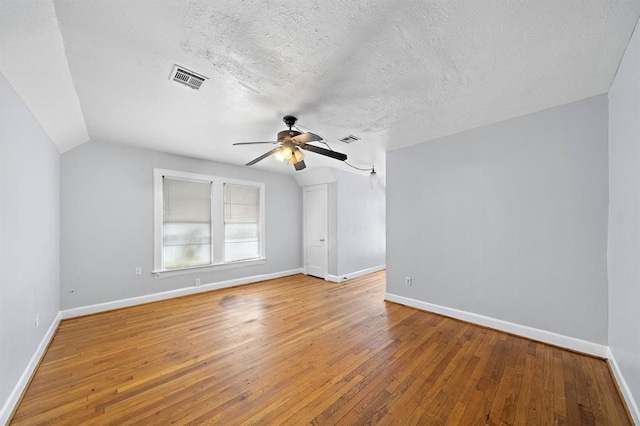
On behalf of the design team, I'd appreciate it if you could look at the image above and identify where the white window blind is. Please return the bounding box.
[163,177,212,269]
[224,184,260,262]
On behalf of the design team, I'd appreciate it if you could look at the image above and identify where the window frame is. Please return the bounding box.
[153,168,265,278]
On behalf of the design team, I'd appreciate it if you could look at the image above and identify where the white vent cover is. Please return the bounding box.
[338,134,361,143]
[170,65,207,89]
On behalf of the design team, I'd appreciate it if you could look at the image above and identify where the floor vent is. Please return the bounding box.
[338,134,361,143]
[170,65,207,89]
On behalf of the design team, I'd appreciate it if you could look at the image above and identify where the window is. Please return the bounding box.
[224,184,260,262]
[163,177,212,269]
[153,169,265,276]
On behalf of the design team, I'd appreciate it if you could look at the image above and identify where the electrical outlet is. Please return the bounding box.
[405,277,413,286]
[135,267,142,275]
[35,313,39,328]
[195,278,201,286]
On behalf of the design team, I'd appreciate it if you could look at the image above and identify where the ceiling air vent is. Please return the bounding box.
[170,65,207,90]
[338,134,361,144]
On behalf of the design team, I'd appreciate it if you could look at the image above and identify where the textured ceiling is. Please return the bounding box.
[1,0,639,177]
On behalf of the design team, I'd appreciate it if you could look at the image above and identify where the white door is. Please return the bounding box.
[303,184,328,279]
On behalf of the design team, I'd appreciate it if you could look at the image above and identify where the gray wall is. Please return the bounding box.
[61,141,301,309]
[387,95,609,344]
[333,169,386,276]
[608,17,640,413]
[0,73,60,412]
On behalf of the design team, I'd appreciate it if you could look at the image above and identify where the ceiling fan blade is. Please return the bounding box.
[233,141,278,145]
[300,144,347,161]
[293,160,306,171]
[291,132,323,144]
[246,147,281,166]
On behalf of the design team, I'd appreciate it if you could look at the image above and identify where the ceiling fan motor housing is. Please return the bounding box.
[277,130,301,141]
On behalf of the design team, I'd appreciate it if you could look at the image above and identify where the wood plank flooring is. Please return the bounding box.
[11,272,631,425]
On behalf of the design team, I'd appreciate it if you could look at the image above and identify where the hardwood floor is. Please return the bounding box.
[11,272,630,425]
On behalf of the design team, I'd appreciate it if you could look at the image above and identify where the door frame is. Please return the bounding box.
[303,184,328,279]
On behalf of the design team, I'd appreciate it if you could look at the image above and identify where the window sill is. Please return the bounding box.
[152,258,266,278]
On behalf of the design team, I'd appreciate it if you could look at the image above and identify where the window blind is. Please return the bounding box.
[163,177,212,269]
[224,184,260,262]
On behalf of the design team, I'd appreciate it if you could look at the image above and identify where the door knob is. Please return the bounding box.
[320,238,325,242]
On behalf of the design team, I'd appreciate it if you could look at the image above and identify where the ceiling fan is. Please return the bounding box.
[233,115,347,171]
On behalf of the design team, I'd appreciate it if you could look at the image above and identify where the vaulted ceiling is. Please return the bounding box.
[1,1,639,177]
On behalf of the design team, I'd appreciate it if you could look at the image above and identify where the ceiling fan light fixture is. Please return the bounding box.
[287,148,304,165]
[281,144,293,160]
[369,167,378,189]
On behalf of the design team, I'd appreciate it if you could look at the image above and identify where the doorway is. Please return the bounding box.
[303,184,328,279]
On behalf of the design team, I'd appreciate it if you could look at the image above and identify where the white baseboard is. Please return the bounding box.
[384,293,609,358]
[327,265,386,283]
[0,311,61,425]
[607,348,640,424]
[61,268,303,319]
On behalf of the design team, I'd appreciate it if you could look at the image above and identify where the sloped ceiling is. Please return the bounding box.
[1,0,639,177]
[0,0,88,152]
